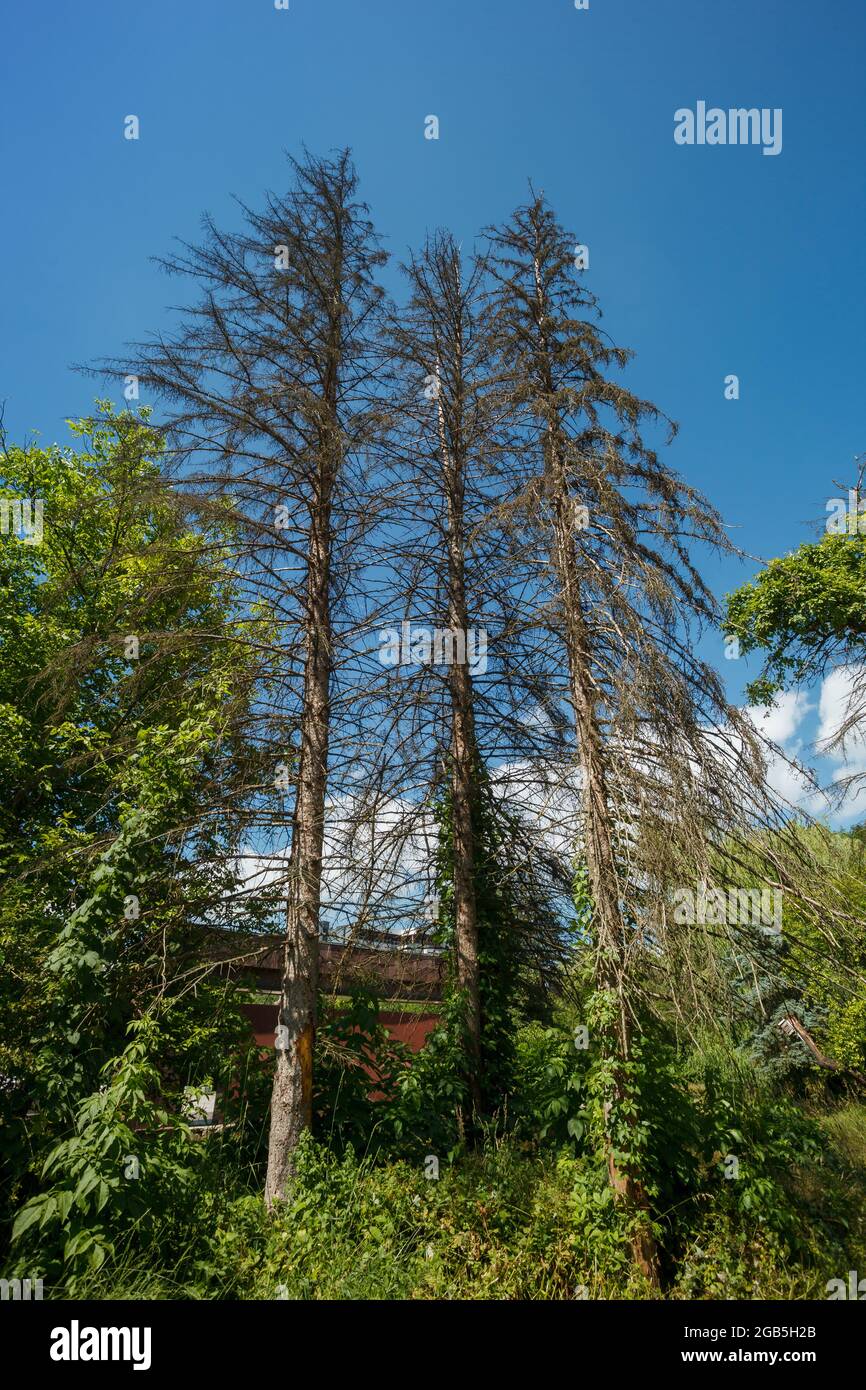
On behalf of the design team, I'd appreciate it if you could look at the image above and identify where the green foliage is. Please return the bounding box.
[431,767,563,1119]
[384,998,471,1161]
[27,1088,866,1301]
[725,530,866,702]
[786,828,866,1075]
[512,1021,588,1147]
[313,990,410,1154]
[0,408,266,1266]
[10,1017,201,1288]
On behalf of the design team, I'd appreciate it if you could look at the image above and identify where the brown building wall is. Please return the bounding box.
[243,1001,439,1053]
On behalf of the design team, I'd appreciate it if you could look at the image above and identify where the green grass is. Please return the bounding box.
[40,1110,866,1301]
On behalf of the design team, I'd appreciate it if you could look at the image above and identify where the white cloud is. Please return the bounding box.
[746,690,812,747]
[811,665,866,822]
[817,665,866,759]
[762,746,822,810]
[739,667,866,824]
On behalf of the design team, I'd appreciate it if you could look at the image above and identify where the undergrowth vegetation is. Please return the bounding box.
[7,1000,865,1301]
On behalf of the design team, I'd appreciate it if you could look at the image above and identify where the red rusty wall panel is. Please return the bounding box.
[243,1001,439,1053]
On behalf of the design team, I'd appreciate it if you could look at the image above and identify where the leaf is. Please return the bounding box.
[38,1196,59,1229]
[56,1190,74,1222]
[64,1230,92,1261]
[73,1168,100,1208]
[12,1198,47,1242]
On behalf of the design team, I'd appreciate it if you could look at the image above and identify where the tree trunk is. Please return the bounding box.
[449,661,481,1114]
[436,373,482,1117]
[532,248,658,1281]
[781,1014,866,1088]
[265,480,333,1207]
[551,484,660,1285]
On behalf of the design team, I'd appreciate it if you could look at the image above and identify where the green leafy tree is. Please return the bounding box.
[0,407,264,1251]
[726,527,866,704]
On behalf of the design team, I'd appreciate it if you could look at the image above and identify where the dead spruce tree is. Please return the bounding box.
[381,230,581,1124]
[96,150,390,1205]
[483,191,778,1283]
[385,233,499,1116]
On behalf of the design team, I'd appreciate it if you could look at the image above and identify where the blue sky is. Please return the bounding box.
[2,0,865,816]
